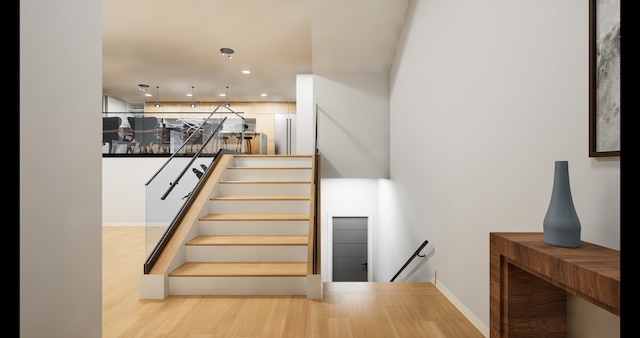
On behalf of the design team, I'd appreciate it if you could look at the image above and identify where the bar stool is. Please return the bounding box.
[242,135,253,154]
[220,135,229,151]
[233,133,253,153]
[237,124,253,154]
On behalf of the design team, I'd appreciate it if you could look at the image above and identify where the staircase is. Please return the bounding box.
[156,154,320,297]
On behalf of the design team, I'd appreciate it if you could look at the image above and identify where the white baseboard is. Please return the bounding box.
[431,277,489,337]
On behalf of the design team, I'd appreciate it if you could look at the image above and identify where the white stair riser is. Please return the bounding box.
[224,169,311,181]
[185,246,308,262]
[169,276,307,295]
[215,183,311,196]
[209,200,310,214]
[232,157,312,168]
[199,220,309,235]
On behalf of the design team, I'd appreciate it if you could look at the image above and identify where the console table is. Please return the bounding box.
[489,232,619,337]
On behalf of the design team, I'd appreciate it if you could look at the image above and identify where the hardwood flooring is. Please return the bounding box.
[103,226,485,337]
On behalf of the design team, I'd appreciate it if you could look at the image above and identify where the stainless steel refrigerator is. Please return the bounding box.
[274,113,296,154]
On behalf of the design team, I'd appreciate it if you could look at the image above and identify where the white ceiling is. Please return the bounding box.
[102,0,409,108]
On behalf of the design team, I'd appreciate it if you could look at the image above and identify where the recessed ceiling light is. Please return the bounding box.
[144,93,152,97]
[219,93,226,97]
[242,70,251,74]
[260,93,267,97]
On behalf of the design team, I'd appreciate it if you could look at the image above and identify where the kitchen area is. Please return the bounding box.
[103,101,296,156]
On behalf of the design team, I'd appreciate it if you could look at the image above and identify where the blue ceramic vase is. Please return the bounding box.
[543,161,581,248]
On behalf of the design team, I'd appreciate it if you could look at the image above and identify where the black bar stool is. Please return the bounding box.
[243,134,253,154]
[234,124,254,153]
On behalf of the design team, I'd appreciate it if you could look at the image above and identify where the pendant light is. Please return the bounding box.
[154,86,161,108]
[224,86,230,108]
[190,86,196,108]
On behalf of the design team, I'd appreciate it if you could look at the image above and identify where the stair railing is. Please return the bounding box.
[145,103,235,187]
[390,240,429,282]
[142,103,244,274]
[158,119,224,200]
[142,149,234,274]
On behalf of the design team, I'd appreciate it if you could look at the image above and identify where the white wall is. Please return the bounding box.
[106,95,128,112]
[20,0,103,337]
[313,74,390,178]
[388,0,620,336]
[296,74,315,154]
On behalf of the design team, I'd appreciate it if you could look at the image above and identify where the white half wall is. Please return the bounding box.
[102,157,167,226]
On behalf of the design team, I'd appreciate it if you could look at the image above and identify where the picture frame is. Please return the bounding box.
[588,0,620,157]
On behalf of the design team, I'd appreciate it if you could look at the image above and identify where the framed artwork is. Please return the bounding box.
[589,0,620,157]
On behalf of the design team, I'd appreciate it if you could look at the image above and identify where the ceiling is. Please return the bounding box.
[102,0,409,109]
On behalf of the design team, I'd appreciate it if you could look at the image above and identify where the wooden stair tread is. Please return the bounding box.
[219,180,311,184]
[187,235,308,246]
[169,262,308,277]
[232,155,312,158]
[227,167,312,170]
[210,195,310,201]
[200,213,310,221]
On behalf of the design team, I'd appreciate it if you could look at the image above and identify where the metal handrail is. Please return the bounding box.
[145,103,244,186]
[156,102,248,199]
[312,103,319,274]
[146,107,218,186]
[390,240,429,282]
[159,121,225,200]
[143,149,230,274]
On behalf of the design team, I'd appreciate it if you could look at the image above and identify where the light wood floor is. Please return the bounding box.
[103,226,485,337]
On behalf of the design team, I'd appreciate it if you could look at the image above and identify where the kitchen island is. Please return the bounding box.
[219,131,267,154]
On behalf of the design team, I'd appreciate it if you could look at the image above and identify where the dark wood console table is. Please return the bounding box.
[490,232,619,337]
